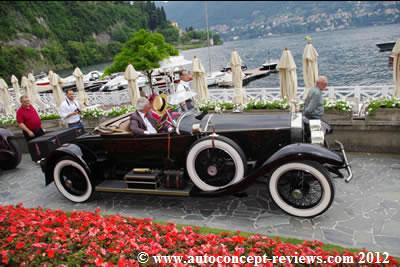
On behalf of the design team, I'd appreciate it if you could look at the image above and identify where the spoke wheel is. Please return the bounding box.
[187,136,246,191]
[53,157,93,203]
[268,161,334,218]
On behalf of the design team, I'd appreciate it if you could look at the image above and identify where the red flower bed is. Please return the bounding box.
[0,204,397,266]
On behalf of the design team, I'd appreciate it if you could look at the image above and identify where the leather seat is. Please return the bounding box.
[118,119,131,132]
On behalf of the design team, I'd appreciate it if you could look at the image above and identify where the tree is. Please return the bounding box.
[104,29,178,90]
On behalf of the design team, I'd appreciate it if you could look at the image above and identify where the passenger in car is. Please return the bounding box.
[130,97,159,135]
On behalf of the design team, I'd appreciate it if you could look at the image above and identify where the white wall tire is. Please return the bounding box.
[186,136,246,192]
[53,158,93,203]
[268,161,334,218]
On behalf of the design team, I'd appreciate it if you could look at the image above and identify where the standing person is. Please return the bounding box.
[303,76,328,120]
[303,76,331,140]
[16,95,45,141]
[59,89,84,132]
[176,70,194,110]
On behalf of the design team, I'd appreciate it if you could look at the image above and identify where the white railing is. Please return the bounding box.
[208,85,395,102]
[0,85,395,115]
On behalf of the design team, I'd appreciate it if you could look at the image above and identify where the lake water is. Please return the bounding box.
[181,24,400,87]
[65,24,399,88]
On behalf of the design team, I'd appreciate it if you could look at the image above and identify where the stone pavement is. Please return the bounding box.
[1,153,399,256]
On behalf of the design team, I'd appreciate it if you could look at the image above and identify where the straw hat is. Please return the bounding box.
[152,94,169,115]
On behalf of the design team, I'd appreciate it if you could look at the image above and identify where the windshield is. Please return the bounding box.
[176,110,203,135]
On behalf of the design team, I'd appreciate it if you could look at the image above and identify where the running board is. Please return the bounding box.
[96,180,191,196]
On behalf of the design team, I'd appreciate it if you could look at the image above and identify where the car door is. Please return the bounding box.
[101,132,169,168]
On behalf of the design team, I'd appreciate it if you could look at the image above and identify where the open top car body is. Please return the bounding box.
[41,110,352,218]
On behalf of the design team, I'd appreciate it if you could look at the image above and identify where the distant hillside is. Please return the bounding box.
[156,1,400,41]
[0,1,173,78]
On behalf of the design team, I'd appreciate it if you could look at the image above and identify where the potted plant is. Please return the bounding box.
[366,97,400,122]
[322,99,353,122]
[0,115,18,131]
[40,113,62,129]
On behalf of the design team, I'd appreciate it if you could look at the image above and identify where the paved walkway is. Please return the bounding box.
[1,153,399,256]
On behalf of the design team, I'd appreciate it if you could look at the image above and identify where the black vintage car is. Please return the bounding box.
[40,110,352,218]
[0,128,22,170]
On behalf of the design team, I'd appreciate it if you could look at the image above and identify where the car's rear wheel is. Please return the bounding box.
[53,156,93,203]
[268,160,334,218]
[186,136,246,191]
[0,139,22,170]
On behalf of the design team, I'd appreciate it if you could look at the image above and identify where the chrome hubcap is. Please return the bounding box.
[291,189,303,200]
[64,179,73,189]
[207,165,218,176]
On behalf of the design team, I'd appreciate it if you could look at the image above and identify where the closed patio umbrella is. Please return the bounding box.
[50,72,64,108]
[20,76,29,96]
[303,41,319,98]
[28,73,47,110]
[124,64,140,105]
[11,75,22,103]
[0,78,13,115]
[393,39,400,97]
[277,48,298,102]
[192,56,208,102]
[230,50,246,105]
[73,67,89,108]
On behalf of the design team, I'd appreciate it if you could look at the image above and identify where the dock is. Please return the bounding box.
[243,67,277,85]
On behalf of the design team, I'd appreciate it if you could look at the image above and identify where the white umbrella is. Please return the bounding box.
[50,72,64,108]
[124,64,140,105]
[303,42,319,98]
[230,50,246,105]
[28,73,47,110]
[11,75,22,106]
[0,78,13,115]
[277,48,298,101]
[192,56,208,102]
[73,67,89,108]
[393,39,400,97]
[20,76,29,96]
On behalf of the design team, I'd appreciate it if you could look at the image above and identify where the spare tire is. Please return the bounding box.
[186,135,247,191]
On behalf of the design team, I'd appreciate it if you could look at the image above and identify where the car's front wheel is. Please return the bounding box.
[268,160,334,218]
[53,157,94,203]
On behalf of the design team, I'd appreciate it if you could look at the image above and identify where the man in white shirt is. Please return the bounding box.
[176,71,194,111]
[59,89,84,131]
[130,97,158,135]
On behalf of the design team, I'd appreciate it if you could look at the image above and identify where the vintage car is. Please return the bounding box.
[40,109,352,218]
[0,128,22,170]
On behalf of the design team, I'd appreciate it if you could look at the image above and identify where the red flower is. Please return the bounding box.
[15,242,25,249]
[46,249,55,259]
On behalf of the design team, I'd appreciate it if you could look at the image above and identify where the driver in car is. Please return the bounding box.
[130,97,159,135]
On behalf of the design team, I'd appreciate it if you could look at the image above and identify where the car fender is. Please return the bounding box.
[260,143,344,171]
[42,143,91,186]
[0,128,14,138]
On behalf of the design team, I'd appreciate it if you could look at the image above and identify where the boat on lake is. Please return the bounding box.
[376,41,395,52]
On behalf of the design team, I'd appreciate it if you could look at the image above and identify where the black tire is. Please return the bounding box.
[53,156,94,203]
[186,135,247,191]
[0,139,22,170]
[268,160,335,218]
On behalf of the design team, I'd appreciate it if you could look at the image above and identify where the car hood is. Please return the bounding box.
[200,112,291,132]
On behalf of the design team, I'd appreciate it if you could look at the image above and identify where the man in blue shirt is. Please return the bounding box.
[304,76,328,119]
